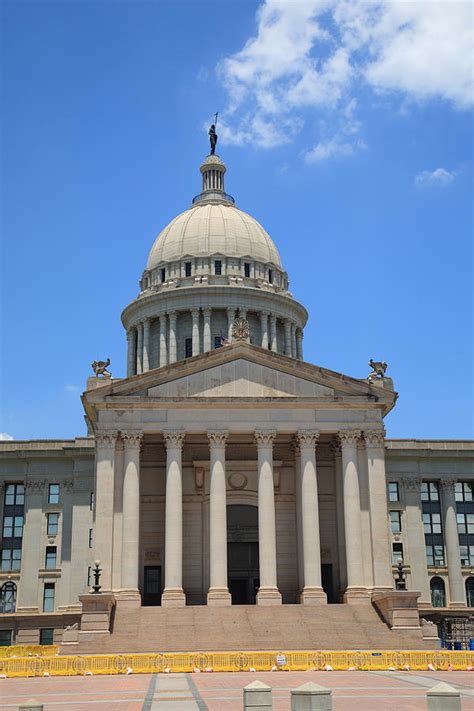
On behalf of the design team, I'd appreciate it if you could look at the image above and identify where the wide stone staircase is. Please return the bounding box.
[77,603,437,654]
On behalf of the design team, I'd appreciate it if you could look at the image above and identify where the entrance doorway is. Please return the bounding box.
[143,565,162,606]
[321,564,336,603]
[227,505,259,605]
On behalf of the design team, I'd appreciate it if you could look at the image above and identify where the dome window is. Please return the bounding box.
[214,260,222,275]
[268,269,274,284]
[244,262,250,278]
[185,262,192,277]
[161,268,166,283]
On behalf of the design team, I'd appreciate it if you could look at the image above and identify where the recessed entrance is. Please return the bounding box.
[143,565,162,606]
[227,504,259,605]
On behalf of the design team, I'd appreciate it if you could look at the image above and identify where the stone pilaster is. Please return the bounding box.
[121,432,143,595]
[203,308,212,352]
[270,315,278,352]
[207,431,231,606]
[402,477,430,605]
[259,311,269,349]
[17,479,46,612]
[162,431,186,607]
[291,322,297,358]
[136,323,143,374]
[296,328,303,360]
[142,318,150,372]
[191,309,201,356]
[168,311,177,364]
[159,314,167,367]
[441,479,466,607]
[332,441,347,593]
[93,432,118,591]
[284,319,292,357]
[255,430,282,605]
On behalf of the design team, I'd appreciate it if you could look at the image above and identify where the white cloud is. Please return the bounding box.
[0,432,14,441]
[415,168,457,187]
[64,384,79,393]
[216,0,473,155]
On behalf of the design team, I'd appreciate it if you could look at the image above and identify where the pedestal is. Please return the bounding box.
[300,587,327,605]
[207,587,232,606]
[162,588,186,607]
[372,590,421,629]
[78,593,116,637]
[256,587,282,606]
[343,587,371,604]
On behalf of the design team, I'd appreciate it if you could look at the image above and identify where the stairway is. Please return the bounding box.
[76,603,436,654]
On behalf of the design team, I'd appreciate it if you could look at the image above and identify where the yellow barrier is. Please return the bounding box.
[0,650,473,677]
[0,645,58,658]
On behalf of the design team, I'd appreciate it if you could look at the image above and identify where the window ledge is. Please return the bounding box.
[38,569,61,579]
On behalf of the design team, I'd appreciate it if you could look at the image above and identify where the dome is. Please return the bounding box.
[146,203,282,270]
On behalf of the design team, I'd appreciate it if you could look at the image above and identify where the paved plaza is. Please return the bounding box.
[0,671,473,710]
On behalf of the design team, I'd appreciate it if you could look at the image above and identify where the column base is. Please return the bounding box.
[162,587,186,607]
[300,586,327,605]
[113,589,142,609]
[256,587,282,606]
[343,587,371,604]
[207,587,231,607]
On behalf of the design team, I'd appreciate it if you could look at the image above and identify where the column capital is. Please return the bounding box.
[330,440,342,457]
[255,430,276,447]
[159,312,167,322]
[259,310,270,318]
[296,430,320,449]
[364,429,385,447]
[95,431,118,448]
[440,478,457,493]
[191,308,200,319]
[226,306,235,314]
[207,430,229,448]
[121,431,144,450]
[203,307,212,317]
[142,316,151,325]
[401,476,423,491]
[163,431,185,450]
[127,327,136,339]
[168,310,177,321]
[291,439,301,457]
[338,430,361,448]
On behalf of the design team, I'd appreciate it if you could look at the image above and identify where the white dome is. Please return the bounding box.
[146,203,282,270]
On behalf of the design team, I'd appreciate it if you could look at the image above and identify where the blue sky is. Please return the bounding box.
[1,0,472,441]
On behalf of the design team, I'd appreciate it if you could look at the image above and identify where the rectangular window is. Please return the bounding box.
[426,544,445,566]
[455,481,473,502]
[457,513,474,534]
[43,583,55,613]
[5,484,25,506]
[388,482,399,502]
[185,261,192,277]
[45,546,57,570]
[268,269,274,283]
[184,338,192,358]
[244,262,250,278]
[161,267,166,283]
[389,510,401,533]
[421,481,439,502]
[90,492,94,511]
[88,528,93,548]
[0,549,21,572]
[392,542,403,564]
[48,484,60,504]
[47,513,59,536]
[40,628,54,646]
[0,630,12,646]
[214,260,222,275]
[423,512,442,534]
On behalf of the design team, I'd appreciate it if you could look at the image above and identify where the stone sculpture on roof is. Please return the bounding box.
[209,124,217,155]
[367,358,388,382]
[91,358,112,378]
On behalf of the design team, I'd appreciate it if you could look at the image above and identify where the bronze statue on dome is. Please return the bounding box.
[209,124,218,155]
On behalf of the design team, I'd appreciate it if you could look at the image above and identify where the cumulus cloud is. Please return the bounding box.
[0,432,14,441]
[216,0,473,156]
[415,168,457,187]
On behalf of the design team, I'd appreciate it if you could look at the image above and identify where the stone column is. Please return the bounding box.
[441,480,466,607]
[365,430,393,591]
[259,311,269,349]
[292,441,304,592]
[191,309,201,356]
[136,322,143,374]
[291,322,297,358]
[93,432,117,591]
[270,315,278,352]
[168,311,177,364]
[159,314,168,367]
[162,431,186,606]
[402,478,431,605]
[284,319,292,356]
[127,327,137,377]
[296,431,326,604]
[227,308,236,342]
[296,328,304,360]
[207,431,231,606]
[142,318,150,372]
[120,432,143,596]
[339,430,368,601]
[255,430,282,604]
[333,442,347,593]
[203,308,212,352]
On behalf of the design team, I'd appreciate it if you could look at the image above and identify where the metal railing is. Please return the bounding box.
[192,191,235,205]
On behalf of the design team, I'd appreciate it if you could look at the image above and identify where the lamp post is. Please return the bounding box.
[91,560,102,594]
[395,558,406,590]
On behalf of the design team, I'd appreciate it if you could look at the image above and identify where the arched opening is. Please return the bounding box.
[0,582,17,613]
[466,577,474,607]
[227,504,259,605]
[430,576,446,608]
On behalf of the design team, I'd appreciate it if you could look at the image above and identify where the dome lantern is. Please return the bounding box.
[192,155,235,207]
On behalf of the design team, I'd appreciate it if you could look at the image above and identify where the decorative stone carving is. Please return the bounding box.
[440,479,457,493]
[364,430,386,447]
[291,439,301,457]
[330,441,341,456]
[296,430,320,449]
[254,430,277,447]
[25,479,47,490]
[401,477,422,491]
[61,479,74,490]
[337,430,361,448]
[228,472,248,490]
[163,431,185,449]
[207,431,229,448]
[194,466,205,492]
[231,317,250,342]
[91,358,112,378]
[95,431,118,447]
[121,432,144,449]
[367,358,387,382]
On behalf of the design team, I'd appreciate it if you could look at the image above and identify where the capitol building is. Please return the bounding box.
[0,147,473,651]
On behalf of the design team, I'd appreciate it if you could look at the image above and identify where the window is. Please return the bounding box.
[88,528,93,548]
[389,511,401,533]
[43,583,55,613]
[47,513,59,536]
[392,543,403,564]
[457,513,474,534]
[426,544,445,566]
[466,577,474,607]
[459,545,474,566]
[185,338,192,358]
[423,512,442,534]
[214,260,222,275]
[90,492,94,511]
[161,267,166,283]
[430,577,446,607]
[0,582,17,613]
[40,628,54,646]
[268,268,273,283]
[2,515,23,538]
[0,630,12,646]
[421,481,439,502]
[1,549,21,572]
[388,482,399,502]
[5,484,25,506]
[185,261,192,277]
[48,484,60,504]
[45,546,57,570]
[455,482,473,502]
[244,262,250,278]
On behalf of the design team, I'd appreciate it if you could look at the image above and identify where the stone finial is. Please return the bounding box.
[91,358,112,378]
[367,358,387,382]
[231,317,250,342]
